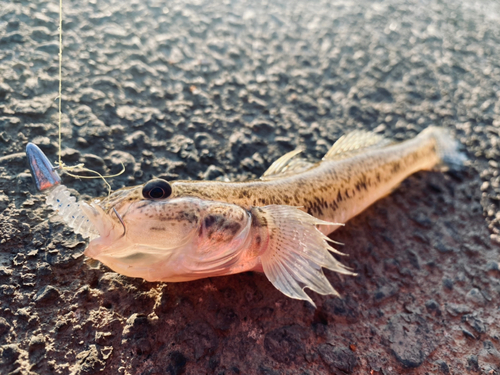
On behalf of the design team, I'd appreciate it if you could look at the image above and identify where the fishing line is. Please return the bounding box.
[55,0,125,195]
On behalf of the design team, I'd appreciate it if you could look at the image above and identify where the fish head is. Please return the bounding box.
[81,179,253,281]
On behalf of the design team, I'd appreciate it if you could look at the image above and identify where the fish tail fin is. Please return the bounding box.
[251,205,355,308]
[418,126,467,170]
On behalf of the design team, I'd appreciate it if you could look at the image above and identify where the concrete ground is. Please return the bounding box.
[1,0,500,373]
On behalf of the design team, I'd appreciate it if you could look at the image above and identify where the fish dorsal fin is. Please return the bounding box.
[323,130,391,160]
[261,149,315,180]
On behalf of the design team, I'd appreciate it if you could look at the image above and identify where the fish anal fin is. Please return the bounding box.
[251,205,354,307]
[324,130,392,160]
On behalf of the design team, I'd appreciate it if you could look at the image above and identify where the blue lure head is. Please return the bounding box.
[26,143,61,192]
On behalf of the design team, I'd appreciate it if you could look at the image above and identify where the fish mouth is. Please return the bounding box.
[92,186,141,213]
[80,202,124,257]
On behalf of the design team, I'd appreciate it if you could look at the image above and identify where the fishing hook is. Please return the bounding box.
[113,207,127,237]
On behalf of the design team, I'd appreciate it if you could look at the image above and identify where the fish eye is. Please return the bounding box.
[142,179,172,200]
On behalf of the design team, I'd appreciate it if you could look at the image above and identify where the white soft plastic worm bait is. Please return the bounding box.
[26,143,99,240]
[45,185,98,239]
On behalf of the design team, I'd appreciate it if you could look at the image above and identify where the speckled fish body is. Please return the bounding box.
[79,126,464,306]
[166,130,441,234]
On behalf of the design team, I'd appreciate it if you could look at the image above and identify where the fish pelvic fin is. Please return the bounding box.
[251,205,355,308]
[323,130,392,160]
[418,126,467,170]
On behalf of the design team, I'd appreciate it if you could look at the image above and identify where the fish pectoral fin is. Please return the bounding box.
[323,130,392,160]
[253,205,355,307]
[261,149,315,180]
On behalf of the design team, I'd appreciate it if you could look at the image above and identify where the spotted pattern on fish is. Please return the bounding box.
[93,128,447,235]
[138,135,440,227]
[79,126,464,305]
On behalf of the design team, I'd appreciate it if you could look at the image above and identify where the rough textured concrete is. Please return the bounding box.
[1,0,500,374]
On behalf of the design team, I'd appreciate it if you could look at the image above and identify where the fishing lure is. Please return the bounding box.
[26,143,99,239]
[27,127,465,306]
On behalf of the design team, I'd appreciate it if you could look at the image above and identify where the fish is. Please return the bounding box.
[27,126,465,306]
